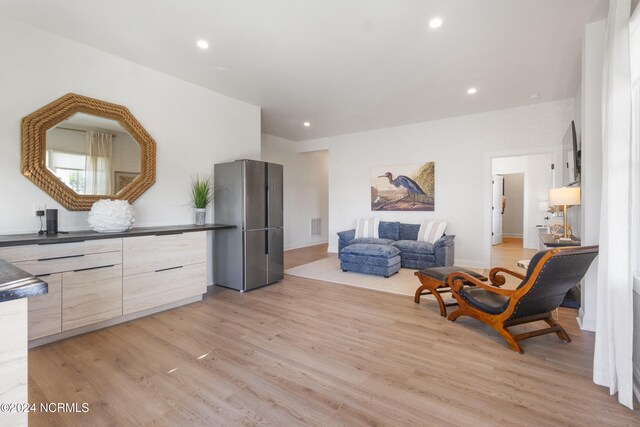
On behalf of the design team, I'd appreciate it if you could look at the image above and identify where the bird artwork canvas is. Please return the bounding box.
[371,163,435,211]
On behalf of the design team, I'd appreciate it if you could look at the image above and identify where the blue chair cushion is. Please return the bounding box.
[348,238,395,246]
[392,240,435,255]
[341,243,400,258]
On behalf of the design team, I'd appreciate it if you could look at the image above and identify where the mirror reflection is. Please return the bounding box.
[45,113,141,196]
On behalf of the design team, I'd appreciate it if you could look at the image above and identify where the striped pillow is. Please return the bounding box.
[355,218,380,239]
[418,220,447,243]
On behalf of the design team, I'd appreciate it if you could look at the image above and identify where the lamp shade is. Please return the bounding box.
[549,187,581,206]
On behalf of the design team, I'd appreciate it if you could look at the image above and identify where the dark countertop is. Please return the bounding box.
[0,224,236,247]
[540,233,581,247]
[0,259,48,303]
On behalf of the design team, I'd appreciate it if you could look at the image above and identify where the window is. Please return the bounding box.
[46,150,87,194]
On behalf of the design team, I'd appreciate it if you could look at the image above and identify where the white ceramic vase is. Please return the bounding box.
[88,199,135,232]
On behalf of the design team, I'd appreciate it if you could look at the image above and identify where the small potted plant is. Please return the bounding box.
[190,174,212,226]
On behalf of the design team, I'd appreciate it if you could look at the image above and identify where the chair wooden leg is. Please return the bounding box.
[414,285,426,303]
[495,325,524,353]
[447,308,463,322]
[543,316,571,343]
[431,291,447,317]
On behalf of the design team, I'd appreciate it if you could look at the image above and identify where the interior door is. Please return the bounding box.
[492,174,504,245]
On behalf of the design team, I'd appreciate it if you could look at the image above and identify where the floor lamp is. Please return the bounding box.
[548,187,581,240]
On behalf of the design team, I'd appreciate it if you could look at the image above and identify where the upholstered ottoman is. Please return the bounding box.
[340,243,401,277]
[414,266,487,317]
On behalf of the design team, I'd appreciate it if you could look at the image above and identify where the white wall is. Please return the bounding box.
[579,18,606,331]
[261,133,329,250]
[501,173,525,238]
[0,16,261,236]
[492,156,556,249]
[299,99,571,267]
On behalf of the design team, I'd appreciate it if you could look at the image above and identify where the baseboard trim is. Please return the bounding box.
[634,364,640,407]
[28,295,203,348]
[577,308,596,331]
[453,259,486,269]
[285,240,328,251]
[503,233,524,238]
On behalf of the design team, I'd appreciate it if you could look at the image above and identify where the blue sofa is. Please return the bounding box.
[337,221,455,269]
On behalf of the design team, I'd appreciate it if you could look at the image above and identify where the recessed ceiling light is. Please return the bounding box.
[530,93,540,99]
[467,87,477,95]
[196,40,209,49]
[429,17,443,29]
[303,122,311,127]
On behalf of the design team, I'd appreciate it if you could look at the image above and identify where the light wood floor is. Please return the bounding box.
[491,236,537,270]
[28,243,640,426]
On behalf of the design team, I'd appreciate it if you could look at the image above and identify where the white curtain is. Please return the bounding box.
[593,0,635,410]
[86,130,113,195]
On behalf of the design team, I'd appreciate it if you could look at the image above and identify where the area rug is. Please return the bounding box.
[285,255,488,297]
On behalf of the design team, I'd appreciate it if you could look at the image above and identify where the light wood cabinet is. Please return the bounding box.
[0,299,28,426]
[13,251,122,276]
[0,238,122,342]
[62,265,123,330]
[123,232,206,276]
[28,273,62,340]
[0,229,209,345]
[123,231,207,315]
[123,263,206,314]
[0,238,121,263]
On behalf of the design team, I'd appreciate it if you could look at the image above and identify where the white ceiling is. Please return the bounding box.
[0,0,601,141]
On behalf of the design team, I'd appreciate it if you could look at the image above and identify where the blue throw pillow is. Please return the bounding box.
[379,221,400,240]
[399,223,420,241]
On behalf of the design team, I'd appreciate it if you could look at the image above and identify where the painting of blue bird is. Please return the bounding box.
[371,163,435,211]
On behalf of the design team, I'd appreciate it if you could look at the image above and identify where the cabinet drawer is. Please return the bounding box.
[0,238,121,263]
[123,232,206,276]
[62,264,123,331]
[123,262,206,315]
[28,273,62,340]
[13,251,122,276]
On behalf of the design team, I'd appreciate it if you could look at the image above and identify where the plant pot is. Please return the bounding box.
[195,208,206,226]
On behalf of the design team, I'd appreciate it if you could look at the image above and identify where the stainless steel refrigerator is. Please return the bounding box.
[214,160,284,291]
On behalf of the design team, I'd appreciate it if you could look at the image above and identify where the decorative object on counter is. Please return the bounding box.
[45,209,58,235]
[87,199,135,232]
[548,186,580,240]
[190,174,213,226]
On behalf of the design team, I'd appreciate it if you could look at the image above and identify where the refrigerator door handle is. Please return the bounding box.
[265,230,269,255]
[265,168,270,229]
[265,184,270,229]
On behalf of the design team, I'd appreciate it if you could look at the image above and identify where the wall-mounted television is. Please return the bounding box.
[562,120,580,185]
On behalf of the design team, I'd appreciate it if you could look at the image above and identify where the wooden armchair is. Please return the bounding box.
[446,246,599,353]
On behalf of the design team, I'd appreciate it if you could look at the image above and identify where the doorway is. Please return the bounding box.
[492,173,526,245]
[491,174,504,245]
[490,153,554,269]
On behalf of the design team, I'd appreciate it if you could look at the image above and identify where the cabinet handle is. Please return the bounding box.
[38,240,85,245]
[36,273,51,278]
[73,264,115,273]
[38,254,85,261]
[155,266,183,273]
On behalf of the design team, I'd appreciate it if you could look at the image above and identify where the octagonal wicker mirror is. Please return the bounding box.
[21,93,156,211]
